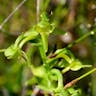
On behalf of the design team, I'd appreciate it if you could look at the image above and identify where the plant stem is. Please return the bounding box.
[14,34,24,47]
[38,45,47,64]
[21,51,31,67]
[67,31,95,48]
[19,34,38,48]
[76,68,96,81]
[51,69,63,88]
[64,68,96,89]
[62,66,70,74]
[21,51,36,76]
[57,53,72,64]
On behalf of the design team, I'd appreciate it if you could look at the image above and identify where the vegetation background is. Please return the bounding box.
[0,0,96,96]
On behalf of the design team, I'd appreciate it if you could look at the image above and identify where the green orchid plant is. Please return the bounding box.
[0,12,96,96]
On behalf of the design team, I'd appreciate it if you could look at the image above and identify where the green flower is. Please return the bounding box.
[4,45,21,59]
[70,59,92,71]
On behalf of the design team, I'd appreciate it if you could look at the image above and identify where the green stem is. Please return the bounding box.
[76,68,96,81]
[62,66,70,74]
[67,31,95,48]
[21,51,37,76]
[14,34,24,47]
[40,33,48,53]
[21,51,35,70]
[19,35,37,48]
[51,69,63,88]
[38,45,47,64]
[64,68,96,89]
[57,54,72,64]
[22,51,31,67]
[26,45,36,64]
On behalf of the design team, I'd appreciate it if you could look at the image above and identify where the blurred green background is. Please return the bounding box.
[0,0,96,96]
